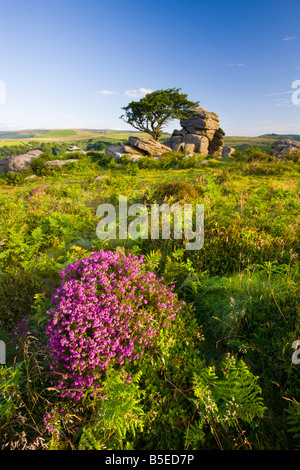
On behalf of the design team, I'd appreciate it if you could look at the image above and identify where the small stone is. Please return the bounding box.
[25,174,37,180]
[222,146,236,158]
[128,154,143,162]
[45,159,79,167]
[94,175,108,182]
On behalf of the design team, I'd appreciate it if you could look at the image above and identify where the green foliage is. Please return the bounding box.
[143,249,162,271]
[0,171,25,186]
[181,264,300,448]
[87,150,114,166]
[0,271,44,330]
[0,146,299,449]
[184,419,206,450]
[0,364,24,423]
[0,144,29,157]
[86,141,108,152]
[126,162,139,175]
[150,180,204,203]
[136,152,180,170]
[0,335,50,450]
[30,155,52,176]
[192,356,266,428]
[234,147,272,162]
[79,370,144,450]
[120,88,199,141]
[285,399,300,447]
[38,142,68,156]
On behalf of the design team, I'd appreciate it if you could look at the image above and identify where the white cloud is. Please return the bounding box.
[275,98,293,108]
[283,36,296,41]
[124,88,153,98]
[96,90,117,95]
[228,63,244,67]
[264,90,294,107]
[265,90,293,97]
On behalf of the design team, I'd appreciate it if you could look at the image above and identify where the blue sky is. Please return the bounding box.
[0,0,299,136]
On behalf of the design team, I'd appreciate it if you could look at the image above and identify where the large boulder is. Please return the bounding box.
[127,136,170,156]
[105,145,127,160]
[271,139,300,156]
[105,136,170,159]
[163,107,225,156]
[182,134,210,154]
[0,149,42,173]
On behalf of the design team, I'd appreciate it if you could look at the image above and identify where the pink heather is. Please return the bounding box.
[44,249,183,402]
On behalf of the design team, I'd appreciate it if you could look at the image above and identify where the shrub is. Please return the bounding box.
[0,171,25,186]
[149,181,205,204]
[86,141,107,152]
[30,155,52,176]
[0,144,29,158]
[126,162,139,175]
[234,147,272,162]
[0,271,43,330]
[45,248,183,401]
[87,151,114,167]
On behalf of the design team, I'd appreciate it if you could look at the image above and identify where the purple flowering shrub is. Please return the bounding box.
[46,248,184,401]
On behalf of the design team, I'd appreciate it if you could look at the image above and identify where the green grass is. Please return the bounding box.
[0,141,28,147]
[39,129,77,138]
[0,148,299,450]
[0,130,48,140]
[0,129,293,151]
[224,136,274,152]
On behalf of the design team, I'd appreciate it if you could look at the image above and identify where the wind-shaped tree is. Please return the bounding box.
[120,88,199,141]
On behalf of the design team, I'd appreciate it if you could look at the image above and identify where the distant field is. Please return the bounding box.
[96,130,157,140]
[224,134,300,152]
[0,129,299,152]
[0,129,171,147]
[0,141,29,147]
[40,129,77,138]
[0,130,48,140]
[224,136,275,152]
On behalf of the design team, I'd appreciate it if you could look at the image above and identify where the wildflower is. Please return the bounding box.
[46,248,183,401]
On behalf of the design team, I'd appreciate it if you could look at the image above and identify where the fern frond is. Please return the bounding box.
[192,356,266,428]
[144,250,161,272]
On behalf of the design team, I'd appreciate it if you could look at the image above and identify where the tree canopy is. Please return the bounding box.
[120,88,200,141]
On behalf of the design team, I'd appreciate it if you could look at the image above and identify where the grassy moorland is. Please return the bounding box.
[0,142,299,450]
[0,129,165,147]
[1,128,299,150]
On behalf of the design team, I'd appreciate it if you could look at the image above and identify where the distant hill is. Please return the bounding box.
[258,133,300,141]
[40,130,77,138]
[80,129,140,134]
[0,129,172,149]
[0,129,49,140]
[1,128,299,153]
[0,128,145,143]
